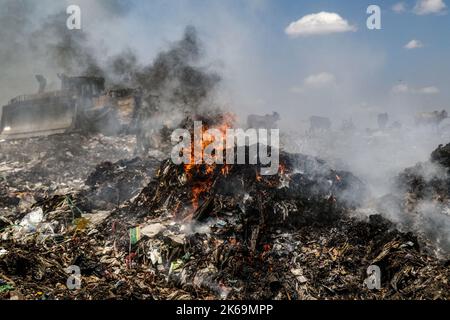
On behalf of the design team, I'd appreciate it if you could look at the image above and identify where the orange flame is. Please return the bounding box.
[183,113,236,211]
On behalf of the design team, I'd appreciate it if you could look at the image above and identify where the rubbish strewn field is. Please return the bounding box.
[1,133,449,300]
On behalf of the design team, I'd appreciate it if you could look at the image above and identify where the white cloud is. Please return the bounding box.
[291,72,336,93]
[392,83,440,94]
[418,86,440,94]
[392,83,410,94]
[304,72,336,87]
[392,2,407,13]
[413,0,447,15]
[285,12,356,37]
[404,39,424,49]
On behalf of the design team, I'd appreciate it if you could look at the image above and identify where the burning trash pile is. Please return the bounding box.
[98,133,449,299]
[1,119,449,300]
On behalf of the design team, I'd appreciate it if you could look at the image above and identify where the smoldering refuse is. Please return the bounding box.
[171,121,280,175]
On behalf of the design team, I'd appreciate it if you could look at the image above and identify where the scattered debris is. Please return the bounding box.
[1,132,449,300]
[390,142,450,257]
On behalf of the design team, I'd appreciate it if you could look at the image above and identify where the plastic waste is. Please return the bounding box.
[19,208,44,234]
[0,248,8,257]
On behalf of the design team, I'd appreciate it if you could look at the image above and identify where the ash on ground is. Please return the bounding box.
[0,133,449,300]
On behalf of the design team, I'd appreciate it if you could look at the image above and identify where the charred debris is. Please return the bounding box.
[1,127,449,300]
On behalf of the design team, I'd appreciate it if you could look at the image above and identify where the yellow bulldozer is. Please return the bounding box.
[0,74,141,140]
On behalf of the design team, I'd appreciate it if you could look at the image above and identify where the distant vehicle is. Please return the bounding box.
[415,110,448,127]
[0,74,141,140]
[247,112,280,129]
[341,118,356,132]
[309,116,331,133]
[389,121,402,130]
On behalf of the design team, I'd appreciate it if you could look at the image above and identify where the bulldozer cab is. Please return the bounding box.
[59,75,105,98]
[0,75,106,140]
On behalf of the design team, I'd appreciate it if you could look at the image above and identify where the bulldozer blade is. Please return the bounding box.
[0,95,77,140]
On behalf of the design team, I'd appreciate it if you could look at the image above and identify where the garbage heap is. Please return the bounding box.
[102,150,448,299]
[397,142,450,207]
[388,142,450,257]
[0,133,137,216]
[1,137,449,300]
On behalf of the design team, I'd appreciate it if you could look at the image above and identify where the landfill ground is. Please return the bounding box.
[0,133,449,300]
